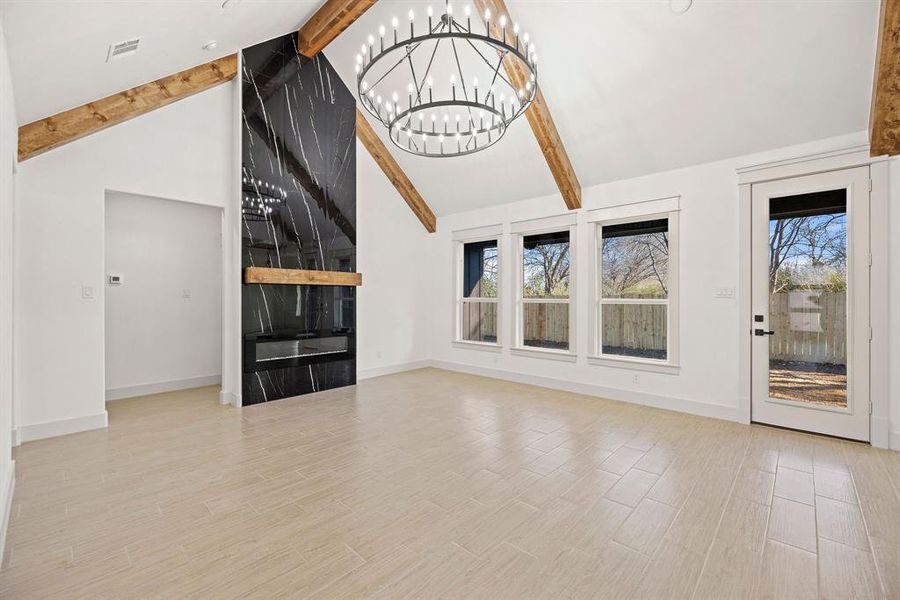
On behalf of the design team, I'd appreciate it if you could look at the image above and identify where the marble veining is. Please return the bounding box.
[241,32,357,405]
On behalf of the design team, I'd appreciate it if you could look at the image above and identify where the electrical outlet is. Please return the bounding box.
[632,374,640,384]
[81,285,95,299]
[182,289,192,299]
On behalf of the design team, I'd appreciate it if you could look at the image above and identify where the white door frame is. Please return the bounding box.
[736,143,891,448]
[750,167,869,441]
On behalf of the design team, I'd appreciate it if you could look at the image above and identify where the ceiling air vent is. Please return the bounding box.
[106,38,140,62]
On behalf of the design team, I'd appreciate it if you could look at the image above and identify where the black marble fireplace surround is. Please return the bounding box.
[241,33,357,405]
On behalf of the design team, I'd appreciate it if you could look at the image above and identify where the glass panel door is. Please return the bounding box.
[750,167,869,442]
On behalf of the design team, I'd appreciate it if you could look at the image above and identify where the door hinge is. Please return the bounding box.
[869,327,873,341]
[869,178,873,192]
[869,401,873,416]
[869,252,873,267]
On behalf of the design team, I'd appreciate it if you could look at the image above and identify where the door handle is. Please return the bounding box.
[754,329,775,336]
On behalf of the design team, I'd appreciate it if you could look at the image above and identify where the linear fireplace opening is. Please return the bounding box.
[244,329,354,373]
[255,335,349,362]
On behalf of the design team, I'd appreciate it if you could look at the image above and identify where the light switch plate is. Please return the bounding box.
[82,285,95,299]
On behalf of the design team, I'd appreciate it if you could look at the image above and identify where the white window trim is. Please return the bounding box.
[513,221,577,357]
[586,195,680,223]
[510,346,578,362]
[453,229,502,349]
[589,210,680,369]
[511,212,577,234]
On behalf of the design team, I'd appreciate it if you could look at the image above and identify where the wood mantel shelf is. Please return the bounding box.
[243,267,362,286]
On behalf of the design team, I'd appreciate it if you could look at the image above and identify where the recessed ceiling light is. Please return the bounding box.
[670,0,692,14]
[202,40,218,51]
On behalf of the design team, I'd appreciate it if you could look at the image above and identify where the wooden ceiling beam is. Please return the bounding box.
[871,0,900,156]
[298,0,378,57]
[473,0,582,210]
[18,55,237,162]
[355,109,437,232]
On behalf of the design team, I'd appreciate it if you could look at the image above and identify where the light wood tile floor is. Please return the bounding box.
[2,368,899,598]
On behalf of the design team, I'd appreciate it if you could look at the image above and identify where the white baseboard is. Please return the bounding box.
[15,411,108,444]
[890,428,900,452]
[105,374,222,401]
[358,360,432,381]
[428,360,743,423]
[219,389,240,407]
[0,460,15,566]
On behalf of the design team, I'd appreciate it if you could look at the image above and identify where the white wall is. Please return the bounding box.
[14,82,236,442]
[427,155,746,422]
[889,157,900,450]
[104,192,222,399]
[356,142,432,378]
[0,12,18,560]
[424,132,899,447]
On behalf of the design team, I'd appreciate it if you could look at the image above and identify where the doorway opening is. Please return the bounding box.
[103,191,224,403]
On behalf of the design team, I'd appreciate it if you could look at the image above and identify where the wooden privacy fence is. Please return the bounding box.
[768,291,846,364]
[601,304,667,352]
[461,302,497,341]
[465,292,846,364]
[523,303,569,345]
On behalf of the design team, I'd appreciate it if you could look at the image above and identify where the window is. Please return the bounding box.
[596,215,677,364]
[457,239,499,344]
[519,229,573,351]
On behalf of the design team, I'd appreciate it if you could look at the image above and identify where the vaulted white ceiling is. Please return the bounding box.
[1,0,880,216]
[0,0,322,123]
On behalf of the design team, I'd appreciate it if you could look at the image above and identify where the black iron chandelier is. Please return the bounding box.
[354,2,538,158]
